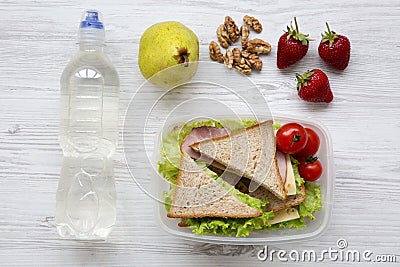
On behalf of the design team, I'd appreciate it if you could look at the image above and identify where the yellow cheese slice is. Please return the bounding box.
[285,154,297,195]
[269,207,300,224]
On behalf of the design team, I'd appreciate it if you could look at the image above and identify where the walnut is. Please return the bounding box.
[248,57,262,72]
[241,49,251,58]
[224,49,234,68]
[234,59,252,75]
[224,16,240,43]
[216,24,230,49]
[246,38,271,55]
[209,41,224,63]
[232,48,241,63]
[212,15,270,74]
[240,25,250,49]
[241,50,262,71]
[243,15,262,33]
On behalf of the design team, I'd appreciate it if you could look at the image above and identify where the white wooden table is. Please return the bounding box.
[1,0,399,266]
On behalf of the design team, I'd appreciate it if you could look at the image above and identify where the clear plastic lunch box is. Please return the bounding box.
[123,62,334,245]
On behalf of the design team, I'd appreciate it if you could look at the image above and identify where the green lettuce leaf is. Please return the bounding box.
[185,211,275,237]
[221,181,267,211]
[157,129,181,184]
[290,156,305,193]
[298,181,322,220]
[218,119,257,132]
[272,122,281,130]
[162,185,175,212]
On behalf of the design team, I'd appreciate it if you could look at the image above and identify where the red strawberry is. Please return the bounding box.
[296,69,333,103]
[318,22,351,70]
[277,17,311,69]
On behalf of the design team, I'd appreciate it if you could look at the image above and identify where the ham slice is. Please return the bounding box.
[276,150,287,183]
[181,126,230,159]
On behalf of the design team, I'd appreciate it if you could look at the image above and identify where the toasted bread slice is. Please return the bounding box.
[167,154,262,219]
[191,121,286,200]
[178,184,305,228]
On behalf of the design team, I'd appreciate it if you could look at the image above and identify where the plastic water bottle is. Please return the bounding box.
[56,10,119,239]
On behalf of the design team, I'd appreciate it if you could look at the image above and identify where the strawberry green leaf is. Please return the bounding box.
[321,22,340,47]
[296,70,314,90]
[285,17,312,45]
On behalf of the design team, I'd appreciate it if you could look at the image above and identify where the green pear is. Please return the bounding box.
[138,21,199,88]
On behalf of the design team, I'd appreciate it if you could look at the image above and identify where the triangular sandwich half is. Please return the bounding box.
[190,120,286,200]
[167,154,262,218]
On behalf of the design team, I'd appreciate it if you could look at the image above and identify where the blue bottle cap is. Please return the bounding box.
[80,10,104,29]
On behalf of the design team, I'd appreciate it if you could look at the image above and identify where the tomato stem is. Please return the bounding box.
[292,133,302,143]
[306,155,318,164]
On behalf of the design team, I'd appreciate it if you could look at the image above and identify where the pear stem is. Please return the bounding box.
[182,54,189,67]
[175,47,190,67]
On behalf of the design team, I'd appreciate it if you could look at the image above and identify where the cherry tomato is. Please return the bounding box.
[294,128,320,159]
[299,157,323,181]
[276,123,308,154]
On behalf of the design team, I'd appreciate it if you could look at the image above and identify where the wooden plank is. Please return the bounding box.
[0,0,399,266]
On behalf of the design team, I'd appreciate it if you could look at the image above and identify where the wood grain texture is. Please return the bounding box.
[1,0,400,266]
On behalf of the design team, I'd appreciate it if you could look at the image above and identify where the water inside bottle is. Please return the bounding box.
[56,156,116,239]
[56,10,119,240]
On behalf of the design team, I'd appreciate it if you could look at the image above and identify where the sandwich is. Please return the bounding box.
[190,120,286,200]
[167,153,263,219]
[158,119,322,237]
